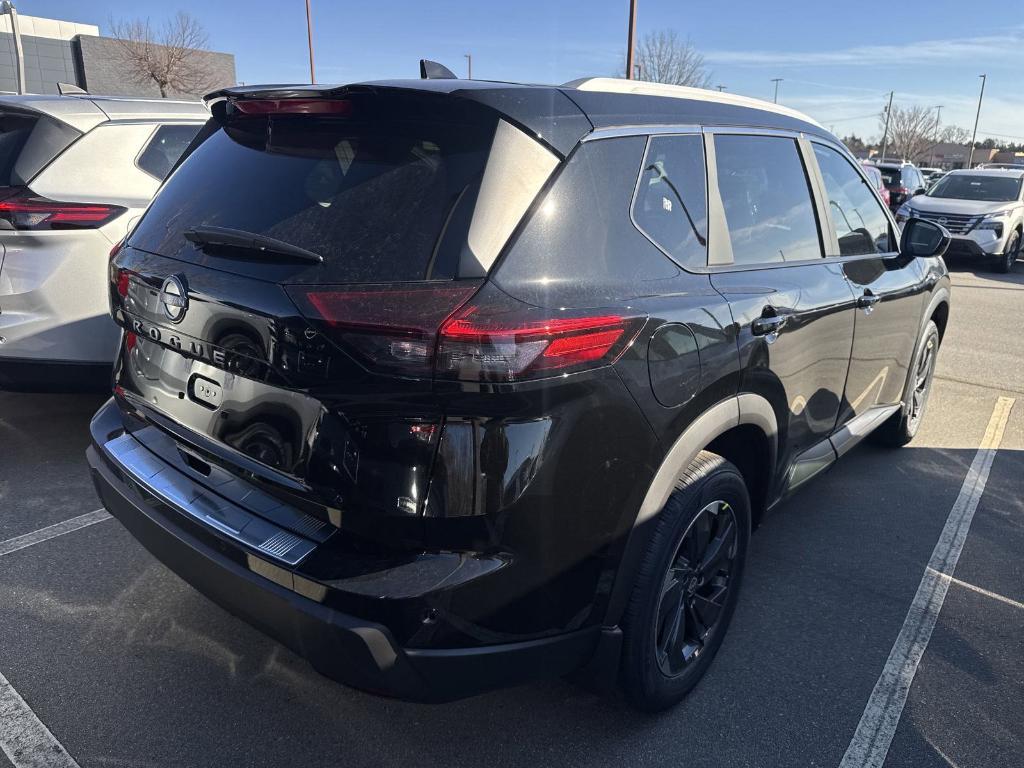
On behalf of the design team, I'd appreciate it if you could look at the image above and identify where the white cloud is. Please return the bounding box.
[706,31,1024,68]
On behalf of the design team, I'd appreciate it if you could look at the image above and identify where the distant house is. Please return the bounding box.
[0,13,235,99]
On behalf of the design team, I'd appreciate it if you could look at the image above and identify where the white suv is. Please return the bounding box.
[0,94,207,390]
[896,168,1024,273]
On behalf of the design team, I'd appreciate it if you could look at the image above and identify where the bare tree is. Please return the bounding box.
[109,12,218,98]
[630,30,712,88]
[877,104,947,163]
[940,125,972,145]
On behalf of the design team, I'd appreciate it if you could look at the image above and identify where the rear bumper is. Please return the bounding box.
[87,416,599,702]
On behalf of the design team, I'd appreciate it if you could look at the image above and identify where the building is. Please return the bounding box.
[0,12,235,99]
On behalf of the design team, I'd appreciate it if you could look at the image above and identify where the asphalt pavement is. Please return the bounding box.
[0,263,1021,768]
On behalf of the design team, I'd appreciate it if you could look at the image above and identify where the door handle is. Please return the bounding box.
[857,290,881,314]
[751,308,787,342]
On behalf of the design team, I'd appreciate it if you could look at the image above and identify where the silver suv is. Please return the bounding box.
[896,168,1024,273]
[0,94,207,390]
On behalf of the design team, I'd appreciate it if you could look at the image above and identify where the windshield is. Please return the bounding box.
[927,174,1022,202]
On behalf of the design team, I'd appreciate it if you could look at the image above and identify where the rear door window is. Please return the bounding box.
[137,123,202,180]
[713,134,822,265]
[814,144,894,256]
[632,134,708,269]
[128,95,505,284]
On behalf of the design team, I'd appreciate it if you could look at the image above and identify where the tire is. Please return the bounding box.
[620,451,751,712]
[993,230,1020,274]
[871,320,940,447]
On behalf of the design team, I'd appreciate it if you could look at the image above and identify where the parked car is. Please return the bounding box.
[0,93,207,391]
[977,162,1024,170]
[87,73,951,711]
[896,168,1023,272]
[861,162,890,207]
[873,160,928,211]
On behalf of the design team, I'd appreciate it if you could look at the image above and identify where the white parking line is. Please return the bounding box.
[0,510,111,766]
[0,510,111,558]
[0,671,80,768]
[839,395,1016,768]
[938,571,1024,612]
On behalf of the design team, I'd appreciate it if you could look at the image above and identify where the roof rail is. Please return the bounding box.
[563,77,824,129]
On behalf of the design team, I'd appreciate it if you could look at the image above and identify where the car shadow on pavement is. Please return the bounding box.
[3,436,1017,767]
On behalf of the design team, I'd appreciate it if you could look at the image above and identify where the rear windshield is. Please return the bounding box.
[877,167,901,186]
[0,110,80,187]
[928,174,1022,202]
[129,95,501,283]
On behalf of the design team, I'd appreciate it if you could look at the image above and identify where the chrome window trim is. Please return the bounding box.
[583,124,702,141]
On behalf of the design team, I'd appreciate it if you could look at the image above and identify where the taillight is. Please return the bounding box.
[0,190,125,230]
[437,286,644,382]
[286,282,481,375]
[896,186,910,196]
[288,282,644,382]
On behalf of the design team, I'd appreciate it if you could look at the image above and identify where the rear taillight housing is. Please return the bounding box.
[287,282,645,383]
[0,189,125,230]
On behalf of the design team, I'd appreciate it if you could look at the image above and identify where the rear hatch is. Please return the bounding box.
[108,87,567,547]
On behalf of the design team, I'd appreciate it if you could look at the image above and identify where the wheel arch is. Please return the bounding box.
[602,394,777,628]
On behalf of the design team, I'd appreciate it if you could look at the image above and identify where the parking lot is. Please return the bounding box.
[0,263,1020,768]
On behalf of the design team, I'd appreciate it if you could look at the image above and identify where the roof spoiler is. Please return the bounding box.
[419,59,458,80]
[57,82,88,96]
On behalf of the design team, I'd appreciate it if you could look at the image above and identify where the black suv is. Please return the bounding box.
[87,76,951,711]
[873,160,928,211]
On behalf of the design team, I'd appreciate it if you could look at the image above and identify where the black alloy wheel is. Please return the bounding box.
[620,450,750,712]
[655,500,738,676]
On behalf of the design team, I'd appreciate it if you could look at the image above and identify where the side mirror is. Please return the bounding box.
[900,217,950,258]
[913,188,926,196]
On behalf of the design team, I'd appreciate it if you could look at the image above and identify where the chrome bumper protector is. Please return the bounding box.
[103,432,323,566]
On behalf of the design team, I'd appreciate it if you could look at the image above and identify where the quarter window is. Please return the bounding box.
[713,134,822,265]
[137,124,202,180]
[813,144,894,256]
[632,134,708,269]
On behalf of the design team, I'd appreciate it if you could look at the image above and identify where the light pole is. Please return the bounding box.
[625,0,637,80]
[880,91,894,161]
[305,0,315,84]
[0,1,25,94]
[464,53,472,79]
[771,78,782,103]
[968,74,987,168]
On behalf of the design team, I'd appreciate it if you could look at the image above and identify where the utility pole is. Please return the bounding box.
[880,90,894,161]
[968,74,987,169]
[305,0,315,84]
[771,78,782,103]
[928,105,942,167]
[1,1,25,95]
[716,84,726,92]
[625,0,637,80]
[464,53,472,79]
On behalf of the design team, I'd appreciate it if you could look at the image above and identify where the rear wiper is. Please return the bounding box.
[184,226,323,264]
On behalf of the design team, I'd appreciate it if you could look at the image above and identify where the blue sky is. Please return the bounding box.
[24,0,1024,142]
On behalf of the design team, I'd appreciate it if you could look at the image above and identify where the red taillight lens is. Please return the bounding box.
[896,186,910,196]
[232,98,353,116]
[437,291,643,382]
[287,282,645,382]
[0,191,125,230]
[286,282,481,375]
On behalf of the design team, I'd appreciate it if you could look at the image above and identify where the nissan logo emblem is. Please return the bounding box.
[159,275,188,323]
[937,217,948,226]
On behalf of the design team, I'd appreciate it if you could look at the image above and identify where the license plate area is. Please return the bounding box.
[189,374,223,409]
